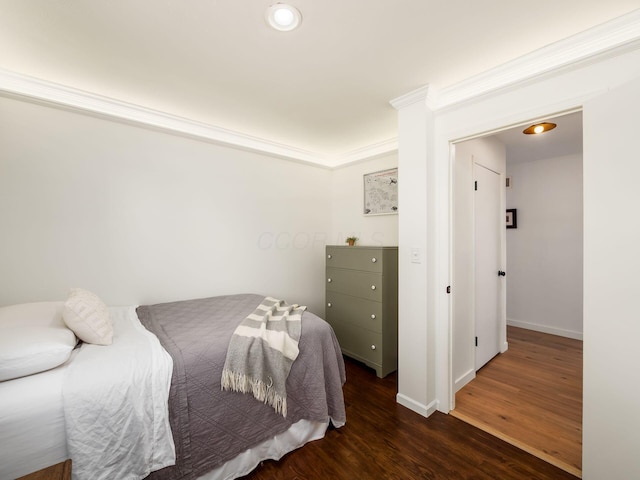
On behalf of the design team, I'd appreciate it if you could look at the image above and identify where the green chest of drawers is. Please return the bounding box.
[325,245,398,378]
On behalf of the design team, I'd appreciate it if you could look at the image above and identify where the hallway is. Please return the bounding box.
[452,326,583,477]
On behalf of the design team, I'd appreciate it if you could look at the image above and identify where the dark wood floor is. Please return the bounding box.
[452,327,583,477]
[243,357,579,480]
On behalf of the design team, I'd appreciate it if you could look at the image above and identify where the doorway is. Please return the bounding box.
[450,111,584,475]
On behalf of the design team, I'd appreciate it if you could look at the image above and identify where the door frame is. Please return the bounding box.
[446,109,585,411]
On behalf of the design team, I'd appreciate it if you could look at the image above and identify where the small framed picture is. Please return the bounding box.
[363,168,398,216]
[506,209,517,229]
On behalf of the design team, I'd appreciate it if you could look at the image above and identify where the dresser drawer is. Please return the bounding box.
[330,321,383,366]
[326,268,382,302]
[326,292,382,333]
[324,245,398,378]
[326,247,383,273]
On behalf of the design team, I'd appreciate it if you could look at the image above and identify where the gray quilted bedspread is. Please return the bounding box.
[137,293,346,480]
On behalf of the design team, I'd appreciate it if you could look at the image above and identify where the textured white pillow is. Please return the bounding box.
[0,326,77,381]
[0,301,65,328]
[63,288,113,345]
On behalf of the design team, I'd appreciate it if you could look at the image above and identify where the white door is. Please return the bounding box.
[474,163,502,370]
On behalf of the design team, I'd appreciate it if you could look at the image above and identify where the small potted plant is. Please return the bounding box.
[345,236,358,246]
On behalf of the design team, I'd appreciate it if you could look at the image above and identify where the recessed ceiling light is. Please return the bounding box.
[523,122,557,135]
[265,3,302,32]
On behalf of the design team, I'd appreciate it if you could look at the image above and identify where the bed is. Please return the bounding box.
[0,292,346,480]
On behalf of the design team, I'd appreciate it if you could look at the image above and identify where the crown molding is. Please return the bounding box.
[0,66,398,168]
[389,84,440,111]
[390,85,431,110]
[0,68,330,167]
[329,138,398,168]
[433,8,640,109]
[1,9,638,167]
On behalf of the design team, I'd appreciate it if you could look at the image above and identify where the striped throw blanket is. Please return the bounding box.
[221,297,306,417]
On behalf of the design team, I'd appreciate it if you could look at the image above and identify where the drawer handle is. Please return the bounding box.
[327,254,332,259]
[371,257,377,263]
[371,285,376,290]
[371,314,376,319]
[327,302,332,308]
[327,278,332,283]
[371,345,377,350]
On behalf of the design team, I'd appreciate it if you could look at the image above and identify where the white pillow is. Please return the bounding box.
[0,301,65,328]
[63,288,113,345]
[0,326,77,381]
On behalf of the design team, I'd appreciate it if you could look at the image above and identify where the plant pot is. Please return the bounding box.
[347,240,355,246]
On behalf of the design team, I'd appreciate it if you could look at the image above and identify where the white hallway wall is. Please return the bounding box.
[506,154,583,339]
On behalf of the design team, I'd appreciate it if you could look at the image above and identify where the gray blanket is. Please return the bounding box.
[137,294,346,480]
[221,297,306,417]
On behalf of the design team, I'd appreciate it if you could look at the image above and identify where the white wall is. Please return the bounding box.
[506,154,583,339]
[329,153,398,247]
[0,96,332,314]
[395,97,433,416]
[582,78,640,479]
[452,136,506,392]
[0,96,400,316]
[393,46,640,479]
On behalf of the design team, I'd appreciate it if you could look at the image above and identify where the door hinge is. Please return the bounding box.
[475,336,478,347]
[474,181,478,191]
[446,285,451,294]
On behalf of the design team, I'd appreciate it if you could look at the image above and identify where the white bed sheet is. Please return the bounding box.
[0,349,76,479]
[63,306,175,480]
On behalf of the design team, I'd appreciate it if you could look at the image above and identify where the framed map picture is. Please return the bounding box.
[363,168,398,216]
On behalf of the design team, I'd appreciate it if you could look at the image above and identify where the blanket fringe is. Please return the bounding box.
[221,368,288,417]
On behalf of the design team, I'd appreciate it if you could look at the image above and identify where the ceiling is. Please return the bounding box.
[0,1,637,160]
[492,111,583,164]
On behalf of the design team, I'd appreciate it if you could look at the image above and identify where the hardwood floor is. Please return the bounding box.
[452,326,583,477]
[16,460,71,480]
[243,355,579,480]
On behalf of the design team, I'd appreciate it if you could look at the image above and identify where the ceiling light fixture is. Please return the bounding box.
[523,122,557,135]
[265,3,302,31]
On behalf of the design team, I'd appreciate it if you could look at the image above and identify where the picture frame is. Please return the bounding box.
[506,208,517,229]
[363,168,398,216]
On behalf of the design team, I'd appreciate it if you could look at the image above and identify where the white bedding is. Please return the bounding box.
[63,306,175,480]
[0,349,75,479]
[1,304,331,480]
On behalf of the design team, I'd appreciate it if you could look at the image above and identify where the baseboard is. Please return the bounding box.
[507,319,583,340]
[396,394,438,418]
[454,369,476,393]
